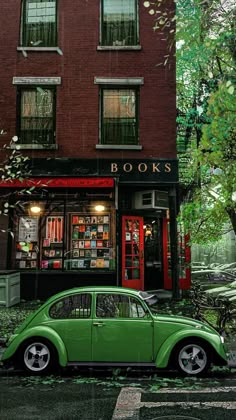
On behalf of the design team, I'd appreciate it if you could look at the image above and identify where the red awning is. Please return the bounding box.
[0,177,114,188]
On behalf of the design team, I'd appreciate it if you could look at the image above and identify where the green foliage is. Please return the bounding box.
[180,81,236,242]
[201,81,236,164]
[0,136,29,183]
[143,1,236,243]
[176,2,236,242]
[0,135,33,234]
[0,301,41,339]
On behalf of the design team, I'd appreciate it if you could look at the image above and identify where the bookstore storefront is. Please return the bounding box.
[0,158,188,299]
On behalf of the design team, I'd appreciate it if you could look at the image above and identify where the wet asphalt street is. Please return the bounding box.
[0,367,236,420]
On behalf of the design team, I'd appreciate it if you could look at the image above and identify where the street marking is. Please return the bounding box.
[112,387,141,419]
[142,402,236,409]
[112,387,236,419]
[157,386,236,393]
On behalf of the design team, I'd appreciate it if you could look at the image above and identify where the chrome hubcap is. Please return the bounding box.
[178,344,207,374]
[24,342,50,372]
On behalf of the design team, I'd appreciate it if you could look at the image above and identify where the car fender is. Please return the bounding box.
[2,326,68,367]
[155,329,226,368]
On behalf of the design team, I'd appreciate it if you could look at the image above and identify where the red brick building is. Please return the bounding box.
[0,1,186,300]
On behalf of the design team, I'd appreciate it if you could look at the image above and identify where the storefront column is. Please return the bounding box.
[114,178,119,286]
[168,187,180,299]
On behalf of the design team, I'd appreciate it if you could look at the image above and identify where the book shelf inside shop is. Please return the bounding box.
[15,213,114,271]
[40,215,64,269]
[70,214,111,269]
[16,241,38,269]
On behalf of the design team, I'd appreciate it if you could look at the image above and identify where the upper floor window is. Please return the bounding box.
[17,87,56,145]
[101,88,139,145]
[101,0,138,46]
[21,0,57,47]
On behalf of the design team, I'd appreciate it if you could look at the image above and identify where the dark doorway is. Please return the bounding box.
[144,217,163,291]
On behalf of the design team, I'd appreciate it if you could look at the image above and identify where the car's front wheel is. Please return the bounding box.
[174,341,210,375]
[19,339,56,374]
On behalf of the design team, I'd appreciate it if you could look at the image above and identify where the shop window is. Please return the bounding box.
[101,88,139,145]
[49,294,92,319]
[21,0,57,47]
[96,294,146,318]
[13,196,116,272]
[41,215,64,269]
[101,0,138,46]
[15,216,40,269]
[17,87,56,145]
[65,213,114,270]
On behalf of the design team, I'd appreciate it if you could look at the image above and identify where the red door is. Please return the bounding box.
[122,216,144,290]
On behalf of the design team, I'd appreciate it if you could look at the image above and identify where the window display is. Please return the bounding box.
[15,217,39,269]
[13,198,115,272]
[66,214,111,269]
[41,216,64,270]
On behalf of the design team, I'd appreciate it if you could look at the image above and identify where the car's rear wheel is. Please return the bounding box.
[174,341,210,375]
[19,339,57,374]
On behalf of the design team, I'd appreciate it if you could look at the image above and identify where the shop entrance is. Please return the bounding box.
[143,217,163,291]
[121,216,163,291]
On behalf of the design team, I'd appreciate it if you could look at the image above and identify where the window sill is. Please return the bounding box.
[10,144,58,150]
[17,47,63,56]
[96,144,142,150]
[97,45,142,51]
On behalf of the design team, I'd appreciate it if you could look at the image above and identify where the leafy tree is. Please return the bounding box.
[143,0,236,243]
[181,81,236,242]
[0,134,31,234]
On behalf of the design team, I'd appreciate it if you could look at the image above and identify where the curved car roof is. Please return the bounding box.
[45,286,146,305]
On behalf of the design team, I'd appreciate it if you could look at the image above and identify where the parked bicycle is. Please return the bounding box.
[190,281,236,336]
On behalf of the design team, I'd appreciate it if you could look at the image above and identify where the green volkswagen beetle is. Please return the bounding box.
[0,286,227,375]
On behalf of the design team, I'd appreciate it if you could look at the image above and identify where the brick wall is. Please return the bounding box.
[0,1,176,162]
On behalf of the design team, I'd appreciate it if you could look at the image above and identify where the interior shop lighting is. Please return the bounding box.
[30,204,41,214]
[95,205,105,212]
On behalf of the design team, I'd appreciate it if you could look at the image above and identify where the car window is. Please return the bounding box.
[49,293,91,319]
[96,294,146,318]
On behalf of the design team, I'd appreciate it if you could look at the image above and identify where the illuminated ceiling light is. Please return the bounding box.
[30,205,41,214]
[95,205,105,212]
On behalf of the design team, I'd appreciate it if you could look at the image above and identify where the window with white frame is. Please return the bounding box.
[21,0,57,47]
[101,0,138,46]
[17,87,56,145]
[100,87,139,145]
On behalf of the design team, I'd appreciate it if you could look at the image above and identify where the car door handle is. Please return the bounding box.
[93,322,105,327]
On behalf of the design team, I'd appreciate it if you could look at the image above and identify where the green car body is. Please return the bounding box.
[1,286,227,375]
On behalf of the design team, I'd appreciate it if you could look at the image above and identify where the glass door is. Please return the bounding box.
[144,218,163,290]
[122,216,144,290]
